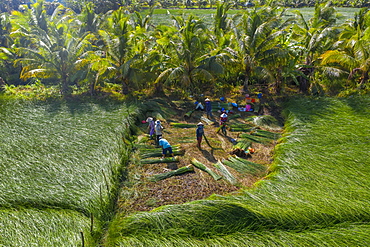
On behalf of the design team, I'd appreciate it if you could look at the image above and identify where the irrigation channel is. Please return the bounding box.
[0,95,369,246]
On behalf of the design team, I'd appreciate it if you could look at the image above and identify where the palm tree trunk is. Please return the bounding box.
[61,76,70,95]
[360,71,369,85]
[243,76,249,93]
[122,79,129,94]
[154,81,163,95]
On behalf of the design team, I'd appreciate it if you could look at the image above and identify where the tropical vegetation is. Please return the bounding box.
[0,1,368,98]
[0,0,369,246]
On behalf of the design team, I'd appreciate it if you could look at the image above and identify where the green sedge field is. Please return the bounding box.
[0,97,139,246]
[147,7,360,26]
[0,95,369,246]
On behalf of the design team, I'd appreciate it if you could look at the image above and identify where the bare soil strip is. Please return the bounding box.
[118,98,280,213]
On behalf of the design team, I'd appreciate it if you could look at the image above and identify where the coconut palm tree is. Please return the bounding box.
[96,7,151,94]
[290,2,340,93]
[320,8,370,86]
[153,14,220,96]
[12,2,94,94]
[225,6,294,94]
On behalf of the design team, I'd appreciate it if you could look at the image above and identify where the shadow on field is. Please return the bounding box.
[344,97,370,116]
[43,97,127,116]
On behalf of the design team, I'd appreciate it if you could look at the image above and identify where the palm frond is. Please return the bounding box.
[321,66,348,77]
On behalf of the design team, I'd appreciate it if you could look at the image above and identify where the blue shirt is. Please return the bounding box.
[159,139,171,149]
[196,126,204,137]
[205,101,212,111]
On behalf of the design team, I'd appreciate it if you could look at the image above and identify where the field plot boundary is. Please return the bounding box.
[106,96,370,246]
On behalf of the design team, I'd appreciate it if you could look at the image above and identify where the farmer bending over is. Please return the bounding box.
[219,113,228,135]
[158,137,174,160]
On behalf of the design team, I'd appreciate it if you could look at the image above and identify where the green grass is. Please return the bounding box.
[0,98,137,215]
[146,7,359,27]
[0,208,93,247]
[0,96,139,245]
[105,96,370,246]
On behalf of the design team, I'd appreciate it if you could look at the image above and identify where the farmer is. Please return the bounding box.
[195,101,204,111]
[154,120,164,147]
[205,98,212,118]
[158,137,175,159]
[146,117,155,139]
[219,113,228,135]
[196,122,204,149]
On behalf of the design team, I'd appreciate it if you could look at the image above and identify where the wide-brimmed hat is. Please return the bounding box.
[156,120,161,124]
[205,98,210,101]
[146,117,153,122]
[197,122,204,126]
[221,113,228,117]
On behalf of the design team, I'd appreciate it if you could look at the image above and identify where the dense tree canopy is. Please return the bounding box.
[0,0,369,96]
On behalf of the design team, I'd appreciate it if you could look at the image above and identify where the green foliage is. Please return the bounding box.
[169,122,197,128]
[141,157,180,164]
[140,145,184,158]
[1,2,368,97]
[233,139,252,150]
[247,115,282,130]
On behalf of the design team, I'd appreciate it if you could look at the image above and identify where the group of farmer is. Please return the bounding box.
[195,97,229,143]
[145,117,175,160]
[145,97,231,160]
[195,98,213,119]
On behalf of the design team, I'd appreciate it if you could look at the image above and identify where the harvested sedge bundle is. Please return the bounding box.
[191,158,222,180]
[141,156,179,164]
[140,147,184,159]
[223,156,266,176]
[214,160,238,185]
[149,165,194,182]
[170,123,196,128]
